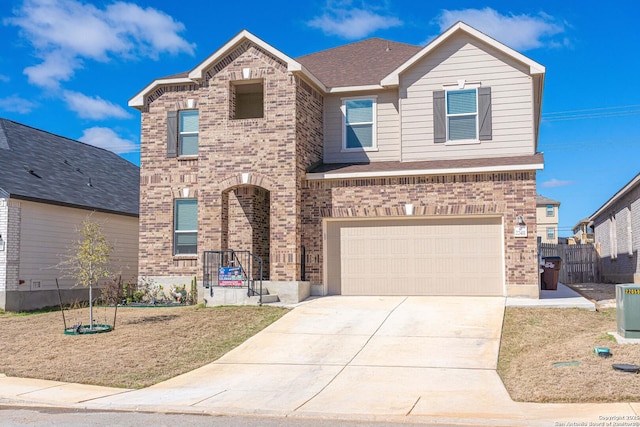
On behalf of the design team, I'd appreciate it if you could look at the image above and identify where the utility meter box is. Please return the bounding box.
[616,284,640,339]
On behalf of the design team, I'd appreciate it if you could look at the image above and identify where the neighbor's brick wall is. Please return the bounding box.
[301,172,539,289]
[593,183,640,283]
[138,42,305,282]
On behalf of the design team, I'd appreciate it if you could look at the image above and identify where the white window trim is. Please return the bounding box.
[546,205,554,217]
[610,214,618,260]
[178,109,199,157]
[341,95,378,152]
[174,198,198,256]
[442,81,481,146]
[627,205,633,256]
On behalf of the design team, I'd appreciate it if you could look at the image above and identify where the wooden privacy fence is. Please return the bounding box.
[539,243,600,284]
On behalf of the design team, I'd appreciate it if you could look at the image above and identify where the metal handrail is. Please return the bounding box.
[203,250,264,304]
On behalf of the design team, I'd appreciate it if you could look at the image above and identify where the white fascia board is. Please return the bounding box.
[307,162,544,180]
[590,173,640,221]
[326,85,387,94]
[129,77,195,108]
[381,21,546,87]
[188,30,302,80]
[295,65,327,93]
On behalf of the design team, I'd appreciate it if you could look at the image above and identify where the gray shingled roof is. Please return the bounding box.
[0,118,139,216]
[297,38,422,88]
[536,194,561,206]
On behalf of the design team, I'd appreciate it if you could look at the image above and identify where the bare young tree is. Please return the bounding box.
[61,216,113,330]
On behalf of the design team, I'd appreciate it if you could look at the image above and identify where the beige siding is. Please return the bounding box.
[326,217,504,296]
[536,204,559,244]
[18,201,139,291]
[324,89,400,163]
[400,33,535,161]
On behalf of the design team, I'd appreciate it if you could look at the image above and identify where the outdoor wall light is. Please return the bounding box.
[0,234,5,251]
[242,68,251,79]
[517,215,525,225]
[187,98,195,109]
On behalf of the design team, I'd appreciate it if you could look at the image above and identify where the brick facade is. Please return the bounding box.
[301,172,539,294]
[135,33,542,298]
[138,42,321,283]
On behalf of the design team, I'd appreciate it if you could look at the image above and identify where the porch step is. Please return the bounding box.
[261,294,280,304]
[204,287,279,306]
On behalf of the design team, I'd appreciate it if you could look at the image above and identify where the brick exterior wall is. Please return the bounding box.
[593,182,640,283]
[139,42,321,283]
[301,172,539,291]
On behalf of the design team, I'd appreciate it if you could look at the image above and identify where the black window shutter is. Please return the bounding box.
[433,90,446,143]
[167,110,178,158]
[478,87,492,141]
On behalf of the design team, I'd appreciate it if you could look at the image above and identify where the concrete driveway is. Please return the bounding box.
[90,296,513,419]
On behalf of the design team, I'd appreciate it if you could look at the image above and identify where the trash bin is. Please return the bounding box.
[542,256,562,291]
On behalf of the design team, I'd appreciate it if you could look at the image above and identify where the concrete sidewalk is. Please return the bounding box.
[1,295,638,426]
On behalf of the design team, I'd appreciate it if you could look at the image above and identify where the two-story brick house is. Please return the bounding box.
[130,22,545,301]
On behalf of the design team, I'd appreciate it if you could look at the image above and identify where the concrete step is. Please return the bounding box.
[203,287,278,306]
[260,294,280,304]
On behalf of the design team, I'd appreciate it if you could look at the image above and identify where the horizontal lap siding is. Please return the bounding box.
[18,201,139,290]
[324,89,400,163]
[400,33,534,161]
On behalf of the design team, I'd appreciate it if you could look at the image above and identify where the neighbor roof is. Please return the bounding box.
[536,195,561,206]
[590,172,640,221]
[0,118,139,216]
[296,38,421,88]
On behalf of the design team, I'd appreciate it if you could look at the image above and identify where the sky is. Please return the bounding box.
[1,0,639,236]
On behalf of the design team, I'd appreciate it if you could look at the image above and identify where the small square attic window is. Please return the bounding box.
[231,81,264,119]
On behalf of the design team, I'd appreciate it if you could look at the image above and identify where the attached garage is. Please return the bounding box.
[325,217,504,296]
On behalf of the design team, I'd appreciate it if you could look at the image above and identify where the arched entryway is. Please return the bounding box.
[220,185,270,280]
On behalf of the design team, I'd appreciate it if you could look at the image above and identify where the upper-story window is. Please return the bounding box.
[342,97,376,150]
[546,205,554,217]
[179,110,199,156]
[446,89,477,141]
[434,85,491,144]
[231,81,264,119]
[167,109,198,158]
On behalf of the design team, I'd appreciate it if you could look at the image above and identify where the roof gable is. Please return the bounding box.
[537,195,561,206]
[381,21,545,87]
[130,30,324,109]
[0,118,139,216]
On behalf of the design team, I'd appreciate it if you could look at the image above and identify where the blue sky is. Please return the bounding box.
[1,0,639,236]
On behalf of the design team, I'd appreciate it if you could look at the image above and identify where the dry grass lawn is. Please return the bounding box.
[498,282,640,403]
[0,305,288,389]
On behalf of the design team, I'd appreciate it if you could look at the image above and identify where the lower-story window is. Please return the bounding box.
[174,199,197,255]
[546,227,555,240]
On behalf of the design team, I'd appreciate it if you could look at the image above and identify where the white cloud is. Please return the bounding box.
[435,8,566,50]
[541,179,574,188]
[308,1,402,39]
[63,91,130,120]
[0,94,38,114]
[78,127,138,154]
[0,74,10,83]
[6,0,196,89]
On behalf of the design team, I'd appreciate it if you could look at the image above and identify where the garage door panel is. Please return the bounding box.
[329,217,503,296]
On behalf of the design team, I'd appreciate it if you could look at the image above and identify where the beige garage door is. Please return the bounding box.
[326,217,504,296]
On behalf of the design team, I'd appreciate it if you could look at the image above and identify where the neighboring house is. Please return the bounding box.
[536,195,561,244]
[0,118,140,311]
[572,218,594,244]
[129,22,545,300]
[590,172,640,283]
